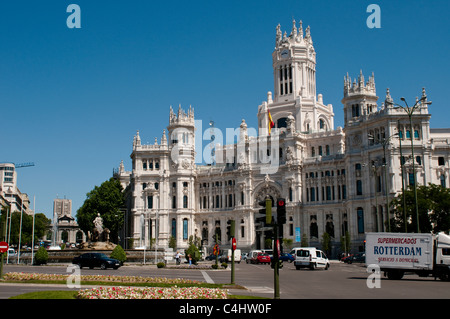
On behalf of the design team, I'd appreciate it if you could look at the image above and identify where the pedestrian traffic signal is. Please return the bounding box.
[277,198,286,225]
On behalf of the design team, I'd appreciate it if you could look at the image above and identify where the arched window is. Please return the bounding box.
[319,119,326,130]
[277,117,287,128]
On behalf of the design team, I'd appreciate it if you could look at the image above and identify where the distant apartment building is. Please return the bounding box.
[0,163,32,215]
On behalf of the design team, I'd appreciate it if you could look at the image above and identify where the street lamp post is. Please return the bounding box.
[368,133,399,232]
[386,92,430,233]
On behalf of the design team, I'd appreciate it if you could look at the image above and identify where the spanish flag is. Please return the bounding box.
[268,109,275,135]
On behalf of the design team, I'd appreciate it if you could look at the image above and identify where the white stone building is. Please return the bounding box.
[116,20,450,256]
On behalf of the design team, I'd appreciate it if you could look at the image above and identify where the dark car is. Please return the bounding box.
[344,252,365,264]
[279,253,295,263]
[205,254,218,261]
[270,253,295,263]
[72,253,122,270]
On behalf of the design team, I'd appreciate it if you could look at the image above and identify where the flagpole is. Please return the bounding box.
[17,202,24,264]
[31,196,36,265]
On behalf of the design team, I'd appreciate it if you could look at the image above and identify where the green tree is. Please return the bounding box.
[301,234,309,247]
[185,243,200,265]
[391,184,450,233]
[0,209,50,245]
[168,236,176,250]
[321,232,331,256]
[340,231,351,255]
[76,177,125,243]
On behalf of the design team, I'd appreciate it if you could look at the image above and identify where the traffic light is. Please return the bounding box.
[277,198,286,225]
[256,196,273,225]
[227,219,235,240]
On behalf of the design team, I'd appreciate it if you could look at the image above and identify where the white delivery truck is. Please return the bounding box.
[365,232,450,280]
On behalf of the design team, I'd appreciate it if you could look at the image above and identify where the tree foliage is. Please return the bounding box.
[0,209,50,245]
[110,244,127,263]
[76,177,125,243]
[390,184,450,233]
[35,246,49,265]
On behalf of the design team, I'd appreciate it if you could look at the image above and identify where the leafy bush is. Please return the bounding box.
[221,262,228,269]
[185,244,200,265]
[34,247,48,265]
[157,262,165,268]
[110,245,127,263]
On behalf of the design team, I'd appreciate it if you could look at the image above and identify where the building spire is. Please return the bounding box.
[291,19,297,38]
[298,20,303,38]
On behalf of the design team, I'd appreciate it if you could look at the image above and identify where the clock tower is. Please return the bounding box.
[272,19,317,102]
[258,20,334,136]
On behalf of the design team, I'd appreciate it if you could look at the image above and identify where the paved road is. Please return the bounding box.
[2,261,450,299]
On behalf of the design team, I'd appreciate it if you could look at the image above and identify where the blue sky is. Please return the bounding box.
[1,0,449,220]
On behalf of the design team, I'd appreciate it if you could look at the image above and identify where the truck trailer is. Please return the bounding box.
[365,232,450,280]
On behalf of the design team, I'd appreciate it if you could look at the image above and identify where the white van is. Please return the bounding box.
[292,247,330,270]
[221,249,241,263]
[246,250,262,263]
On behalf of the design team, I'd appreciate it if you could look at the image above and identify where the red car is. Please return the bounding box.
[256,253,271,264]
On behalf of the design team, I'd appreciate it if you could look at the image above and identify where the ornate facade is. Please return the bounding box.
[117,20,450,256]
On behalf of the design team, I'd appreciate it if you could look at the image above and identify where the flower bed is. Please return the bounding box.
[77,286,229,299]
[3,272,200,285]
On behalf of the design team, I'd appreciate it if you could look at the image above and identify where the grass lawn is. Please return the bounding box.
[10,291,79,299]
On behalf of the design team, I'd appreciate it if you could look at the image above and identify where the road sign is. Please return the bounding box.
[232,237,237,251]
[0,242,8,253]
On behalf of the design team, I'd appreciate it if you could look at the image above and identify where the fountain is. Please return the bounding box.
[48,211,61,250]
[79,213,116,250]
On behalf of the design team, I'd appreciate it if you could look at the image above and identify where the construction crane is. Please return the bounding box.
[14,162,35,168]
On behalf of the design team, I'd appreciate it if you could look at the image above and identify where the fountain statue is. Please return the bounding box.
[79,213,116,250]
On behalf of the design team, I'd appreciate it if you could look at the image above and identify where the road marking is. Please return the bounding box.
[201,271,214,284]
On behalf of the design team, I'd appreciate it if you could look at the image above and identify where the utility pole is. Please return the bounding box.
[273,223,280,299]
[228,219,236,285]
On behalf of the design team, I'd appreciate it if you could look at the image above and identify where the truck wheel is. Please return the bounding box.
[296,265,301,270]
[310,263,316,270]
[387,270,404,280]
[439,272,450,281]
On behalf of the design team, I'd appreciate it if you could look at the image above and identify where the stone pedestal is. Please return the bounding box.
[79,241,117,250]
